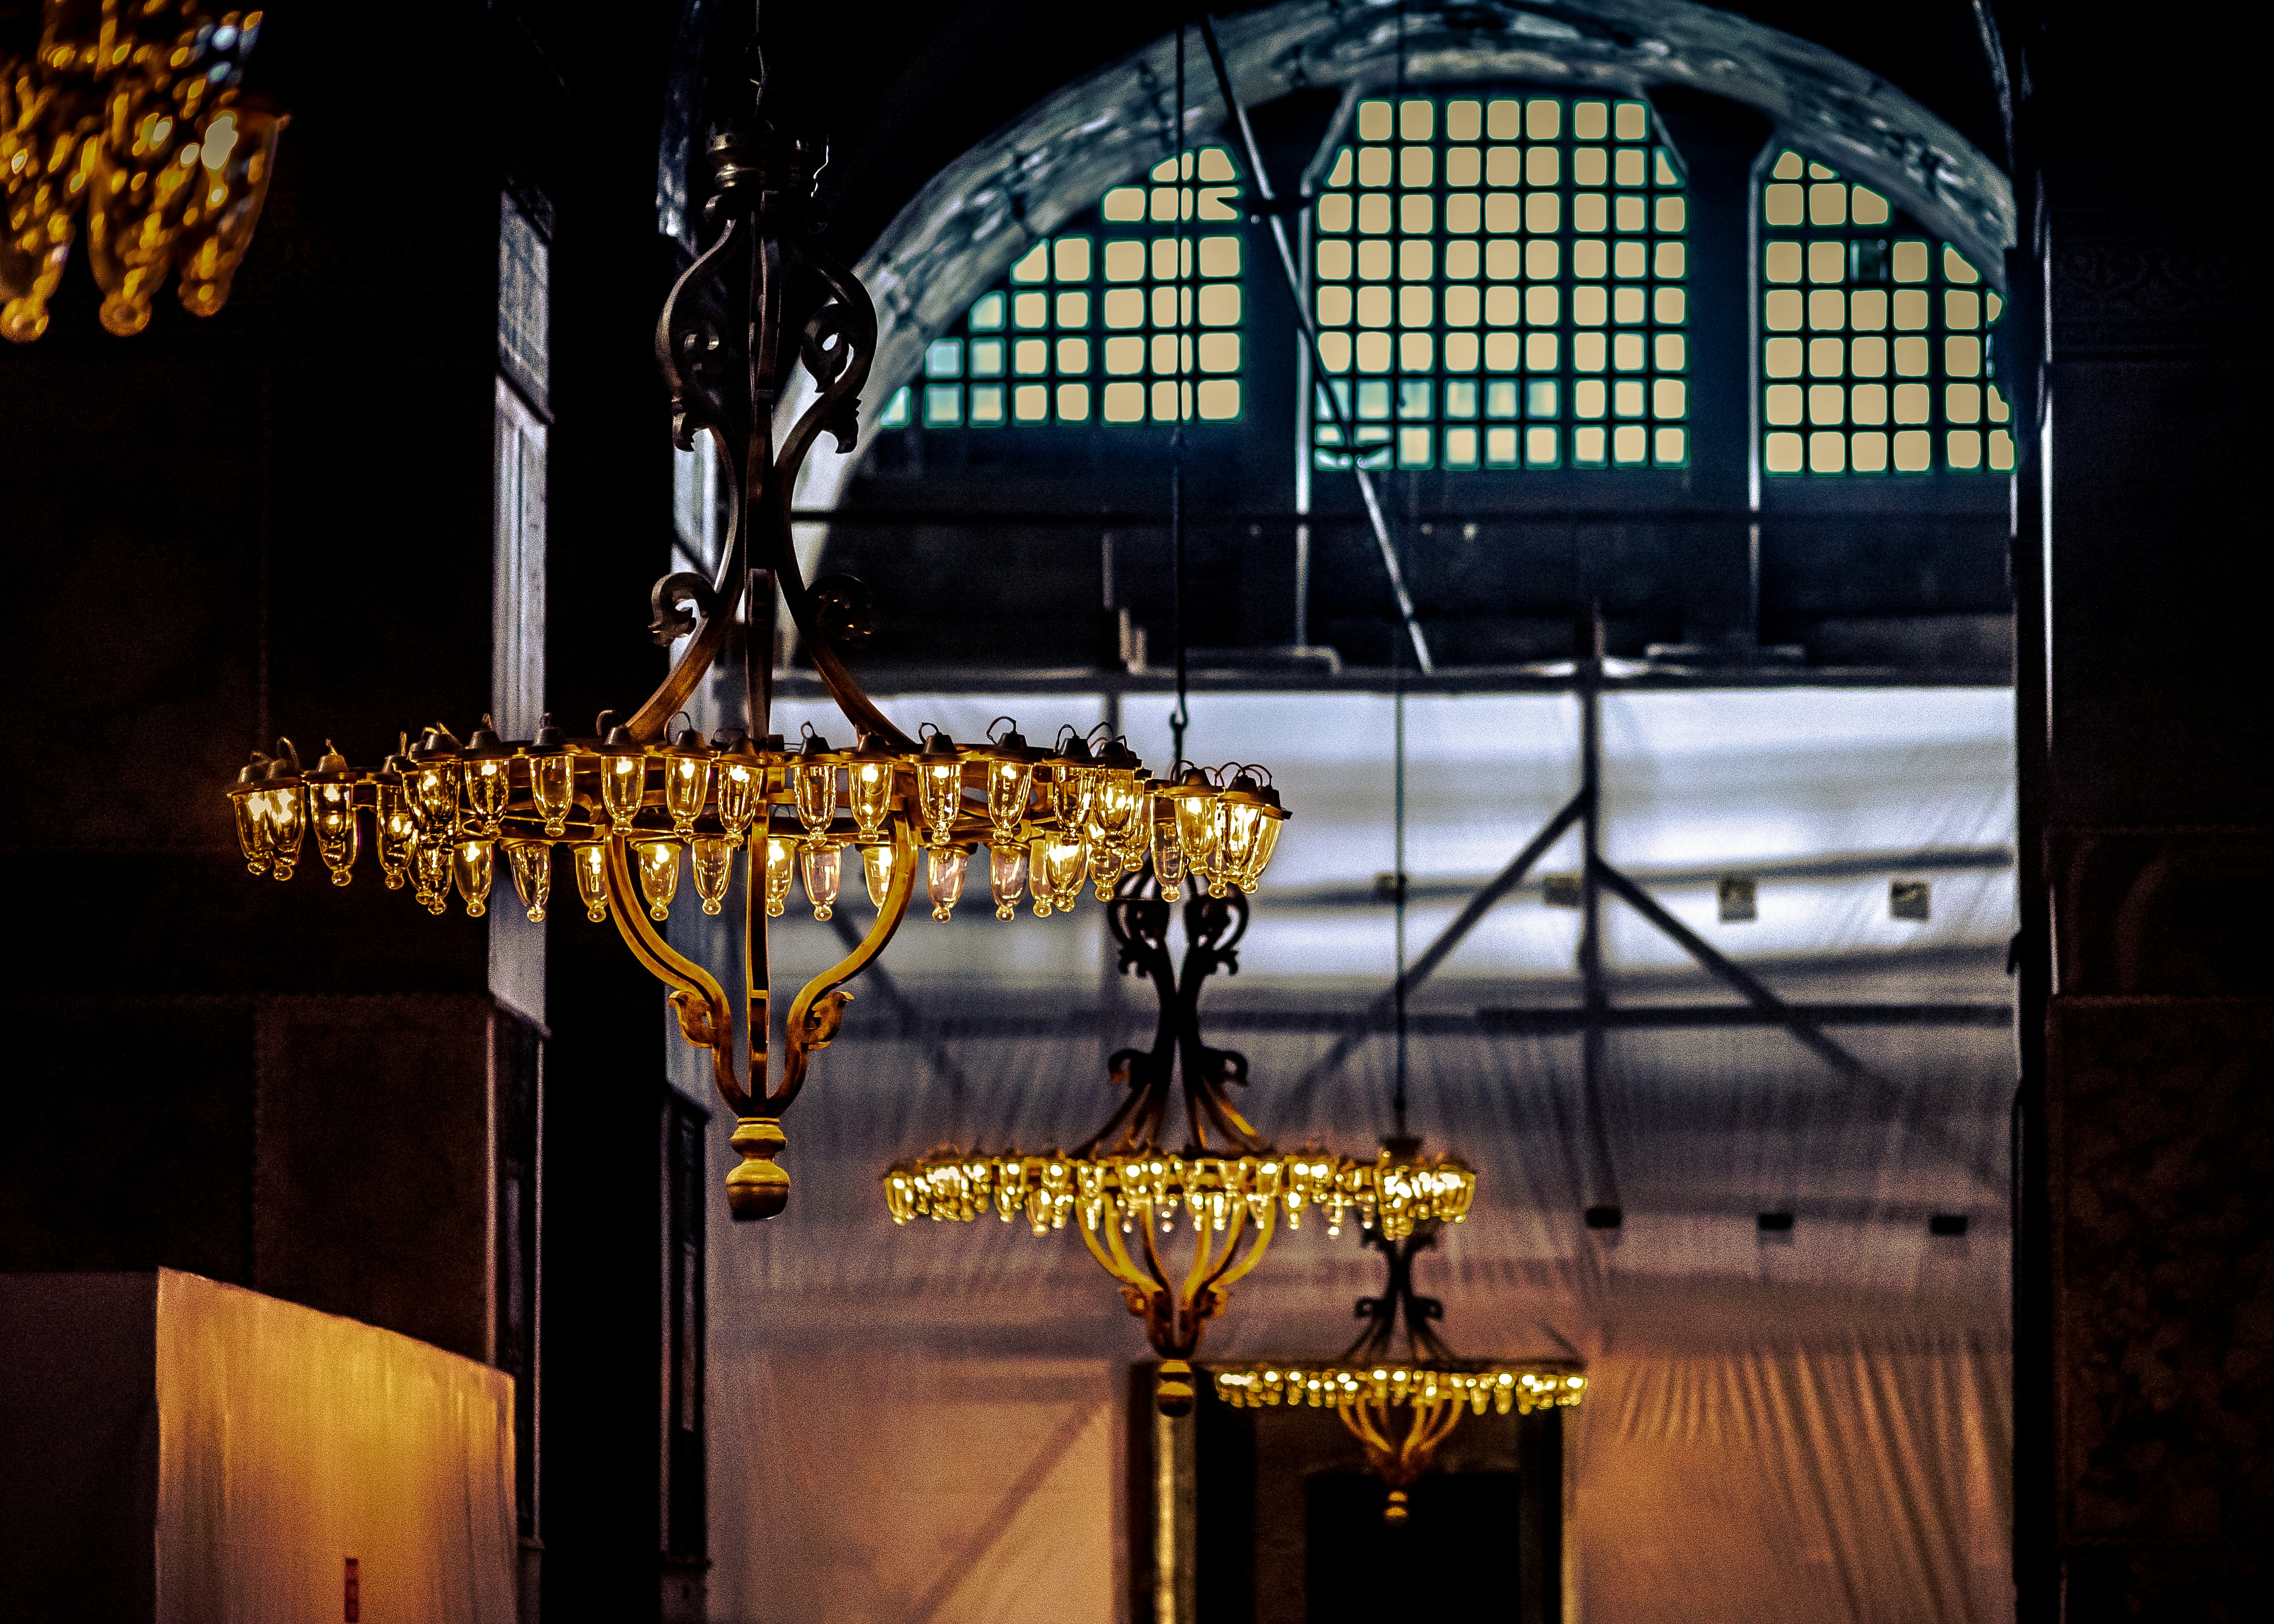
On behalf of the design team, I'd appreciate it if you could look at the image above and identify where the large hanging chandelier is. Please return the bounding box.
[882,883,1475,1413]
[1213,1150,1583,1522]
[218,57,1292,1220]
[2,4,283,343]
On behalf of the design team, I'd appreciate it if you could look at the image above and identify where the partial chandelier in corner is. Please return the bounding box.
[2,5,285,342]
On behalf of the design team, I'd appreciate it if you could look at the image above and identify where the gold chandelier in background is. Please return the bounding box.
[1214,1147,1582,1521]
[882,885,1473,1413]
[2,4,284,342]
[220,84,1292,1222]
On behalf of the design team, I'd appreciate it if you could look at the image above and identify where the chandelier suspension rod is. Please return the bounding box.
[1196,12,1433,674]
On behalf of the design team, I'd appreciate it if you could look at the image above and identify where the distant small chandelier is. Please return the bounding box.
[882,883,1471,1413]
[2,5,284,342]
[218,67,1292,1222]
[1214,1150,1583,1522]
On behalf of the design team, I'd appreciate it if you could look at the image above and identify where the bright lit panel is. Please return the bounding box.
[1309,94,1691,473]
[876,147,1245,431]
[1759,149,2013,477]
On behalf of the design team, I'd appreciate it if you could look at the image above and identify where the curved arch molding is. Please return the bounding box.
[780,0,2013,517]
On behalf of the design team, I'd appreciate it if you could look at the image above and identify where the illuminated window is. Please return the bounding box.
[876,146,1245,430]
[1309,94,1690,473]
[1758,149,2012,476]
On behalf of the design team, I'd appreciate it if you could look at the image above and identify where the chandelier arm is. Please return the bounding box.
[1083,1215,1155,1298]
[1135,1210,1183,1299]
[1202,1202,1276,1301]
[1340,1403,1396,1463]
[770,818,919,1113]
[1072,1073,1151,1161]
[1190,1075,1267,1155]
[603,836,748,1114]
[755,235,915,751]
[625,418,749,742]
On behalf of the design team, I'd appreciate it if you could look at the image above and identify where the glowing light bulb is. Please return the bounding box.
[375,779,413,889]
[265,778,305,882]
[688,836,731,915]
[801,840,841,920]
[1170,770,1219,884]
[453,839,494,917]
[846,737,896,839]
[307,741,357,885]
[600,754,645,834]
[506,841,550,921]
[415,838,449,914]
[636,840,680,920]
[927,846,967,921]
[1151,819,1185,900]
[861,841,896,909]
[531,753,574,836]
[764,837,794,917]
[464,757,509,836]
[229,764,272,875]
[915,733,964,846]
[572,841,609,921]
[662,726,712,838]
[988,843,1026,920]
[715,752,763,841]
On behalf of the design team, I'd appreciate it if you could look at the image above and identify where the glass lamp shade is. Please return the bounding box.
[375,780,415,889]
[311,781,358,885]
[927,846,968,922]
[986,758,1033,841]
[507,841,550,922]
[230,771,272,875]
[1151,818,1187,901]
[636,840,680,920]
[801,841,841,921]
[572,842,610,922]
[1237,811,1285,891]
[264,781,305,882]
[663,730,712,837]
[1087,836,1122,901]
[531,752,575,836]
[415,839,450,914]
[173,104,286,321]
[846,738,897,839]
[464,757,511,836]
[691,836,733,915]
[410,759,456,834]
[452,839,494,917]
[1170,773,1220,879]
[988,843,1027,920]
[600,753,645,833]
[715,757,763,841]
[763,837,795,917]
[862,841,897,910]
[84,109,193,338]
[794,758,838,837]
[1042,836,1088,913]
[915,734,965,846]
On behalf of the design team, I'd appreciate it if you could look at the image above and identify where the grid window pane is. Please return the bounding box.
[1759,147,2010,475]
[1310,93,1690,472]
[891,146,1245,429]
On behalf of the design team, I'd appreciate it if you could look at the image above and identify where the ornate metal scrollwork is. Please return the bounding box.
[1082,873,1263,1158]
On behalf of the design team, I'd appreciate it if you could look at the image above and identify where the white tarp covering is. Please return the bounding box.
[0,1269,517,1624]
[691,687,2015,1623]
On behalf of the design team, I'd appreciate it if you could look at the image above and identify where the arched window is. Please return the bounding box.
[1758,149,2013,477]
[1308,92,1691,472]
[876,145,1249,431]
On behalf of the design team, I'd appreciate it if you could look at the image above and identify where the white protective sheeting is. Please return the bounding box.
[0,1270,516,1624]
[152,1270,518,1624]
[697,688,2014,1624]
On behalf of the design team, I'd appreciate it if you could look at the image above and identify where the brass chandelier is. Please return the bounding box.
[882,881,1477,1413]
[219,54,1295,1220]
[3,3,284,343]
[1214,1149,1583,1521]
